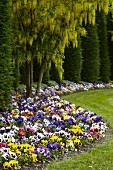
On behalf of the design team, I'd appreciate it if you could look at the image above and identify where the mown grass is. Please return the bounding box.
[45,89,113,170]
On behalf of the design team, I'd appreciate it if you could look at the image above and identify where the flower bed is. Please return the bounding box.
[0,83,112,169]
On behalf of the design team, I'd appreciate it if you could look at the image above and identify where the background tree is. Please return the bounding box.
[63,35,82,82]
[0,0,13,111]
[96,9,110,82]
[13,51,20,90]
[49,61,61,83]
[107,12,113,81]
[81,23,100,83]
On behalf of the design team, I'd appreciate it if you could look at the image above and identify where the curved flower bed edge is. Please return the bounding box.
[0,82,113,170]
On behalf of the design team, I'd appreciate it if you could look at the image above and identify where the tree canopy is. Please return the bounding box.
[13,0,110,76]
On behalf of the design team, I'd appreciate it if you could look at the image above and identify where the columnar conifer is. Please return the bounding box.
[0,0,13,111]
[107,12,113,80]
[96,10,110,82]
[81,24,100,82]
[63,36,82,82]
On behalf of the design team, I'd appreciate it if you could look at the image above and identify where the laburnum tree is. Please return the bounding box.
[12,0,113,97]
[0,0,13,111]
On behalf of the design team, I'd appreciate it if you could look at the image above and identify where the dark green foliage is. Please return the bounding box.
[107,12,113,81]
[50,62,61,83]
[63,36,82,83]
[0,0,13,111]
[42,69,50,84]
[96,10,110,83]
[13,57,20,90]
[33,59,50,84]
[81,24,100,83]
[19,63,26,85]
[33,58,40,82]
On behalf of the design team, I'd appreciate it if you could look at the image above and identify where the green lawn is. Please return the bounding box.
[44,89,113,170]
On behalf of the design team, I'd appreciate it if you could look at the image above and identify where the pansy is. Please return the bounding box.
[9,160,18,169]
[84,124,90,130]
[2,133,9,142]
[41,139,48,146]
[44,148,51,157]
[50,136,58,143]
[36,146,45,154]
[8,151,17,159]
[66,139,75,150]
[8,130,15,138]
[0,82,111,169]
[19,128,25,137]
[32,153,38,162]
[87,137,94,142]
[15,116,24,124]
[3,162,10,169]
[5,127,11,133]
[2,153,9,160]
[0,134,3,143]
[73,139,82,147]
[47,142,61,150]
[36,133,44,141]
[43,129,53,137]
[0,117,6,123]
[0,127,6,133]
[15,150,21,157]
[0,147,9,154]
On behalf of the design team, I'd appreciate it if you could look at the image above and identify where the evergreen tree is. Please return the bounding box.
[63,36,82,82]
[13,55,20,90]
[0,0,13,111]
[49,62,61,83]
[20,63,26,85]
[107,12,113,81]
[96,10,110,82]
[81,24,100,82]
[33,59,50,85]
[42,69,50,85]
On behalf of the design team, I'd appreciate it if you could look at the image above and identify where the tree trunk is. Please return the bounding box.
[26,61,32,98]
[36,61,46,95]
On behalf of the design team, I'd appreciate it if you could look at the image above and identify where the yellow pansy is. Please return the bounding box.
[16,150,21,157]
[41,139,48,146]
[12,109,17,116]
[63,115,70,120]
[3,162,10,169]
[32,154,38,163]
[57,137,62,143]
[50,136,58,142]
[9,160,18,169]
[73,139,82,147]
[88,137,94,142]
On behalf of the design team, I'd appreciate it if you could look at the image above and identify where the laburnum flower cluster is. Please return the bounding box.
[0,83,112,169]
